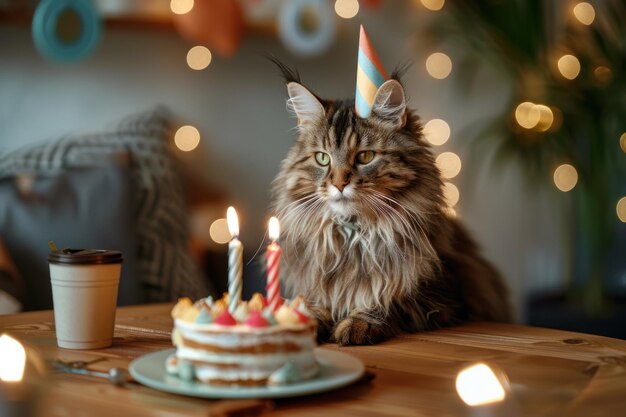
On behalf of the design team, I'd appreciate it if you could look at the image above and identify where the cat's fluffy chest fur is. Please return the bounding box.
[270,65,511,345]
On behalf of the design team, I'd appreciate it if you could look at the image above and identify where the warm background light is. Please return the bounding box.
[456,363,506,406]
[515,102,539,129]
[186,46,212,70]
[426,52,452,79]
[617,197,626,223]
[423,119,450,145]
[420,0,445,12]
[209,218,231,244]
[593,66,612,84]
[557,55,581,80]
[444,207,457,218]
[170,0,193,15]
[335,0,359,19]
[620,132,626,153]
[0,334,26,382]
[443,182,459,207]
[534,104,554,132]
[436,152,462,179]
[573,2,595,25]
[174,125,200,152]
[553,164,578,192]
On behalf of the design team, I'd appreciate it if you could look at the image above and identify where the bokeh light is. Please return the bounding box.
[209,218,232,244]
[444,207,457,218]
[557,55,581,80]
[443,182,459,207]
[515,102,540,129]
[553,164,578,192]
[456,363,506,406]
[426,52,452,79]
[335,0,359,19]
[170,0,193,15]
[620,132,626,153]
[617,197,626,223]
[0,335,26,382]
[174,125,201,152]
[420,0,445,12]
[593,66,612,85]
[436,152,462,179]
[573,2,595,25]
[186,46,212,70]
[534,104,554,132]
[423,119,450,145]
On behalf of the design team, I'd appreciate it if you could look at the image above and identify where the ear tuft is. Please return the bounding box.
[370,79,407,129]
[286,82,325,129]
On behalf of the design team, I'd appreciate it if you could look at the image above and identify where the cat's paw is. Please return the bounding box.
[333,316,387,346]
[309,306,333,344]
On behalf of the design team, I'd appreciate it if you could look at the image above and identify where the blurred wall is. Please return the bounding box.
[0,3,566,319]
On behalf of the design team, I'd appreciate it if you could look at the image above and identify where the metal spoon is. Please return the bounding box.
[52,360,127,386]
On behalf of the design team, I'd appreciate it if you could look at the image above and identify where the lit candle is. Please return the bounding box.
[226,207,243,314]
[266,217,282,312]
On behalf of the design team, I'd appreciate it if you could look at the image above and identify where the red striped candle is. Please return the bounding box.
[266,217,281,312]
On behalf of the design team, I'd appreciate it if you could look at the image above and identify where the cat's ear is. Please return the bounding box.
[286,82,325,129]
[370,79,407,129]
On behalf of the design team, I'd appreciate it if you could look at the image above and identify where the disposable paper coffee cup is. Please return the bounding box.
[49,249,123,349]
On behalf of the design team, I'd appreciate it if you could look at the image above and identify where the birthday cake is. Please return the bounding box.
[167,293,319,386]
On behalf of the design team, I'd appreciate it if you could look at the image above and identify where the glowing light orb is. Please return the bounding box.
[573,2,595,25]
[174,125,201,152]
[334,0,359,19]
[423,119,450,146]
[553,164,578,192]
[456,363,506,406]
[436,152,462,179]
[187,46,212,70]
[557,55,581,80]
[426,52,452,79]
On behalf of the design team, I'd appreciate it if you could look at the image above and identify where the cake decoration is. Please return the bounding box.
[268,361,301,385]
[248,293,267,311]
[195,308,213,324]
[214,310,237,326]
[233,301,249,322]
[244,311,269,328]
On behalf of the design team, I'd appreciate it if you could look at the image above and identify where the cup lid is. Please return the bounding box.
[48,249,123,265]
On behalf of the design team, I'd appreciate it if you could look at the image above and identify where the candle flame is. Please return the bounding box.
[269,217,280,241]
[226,207,239,238]
[0,334,27,382]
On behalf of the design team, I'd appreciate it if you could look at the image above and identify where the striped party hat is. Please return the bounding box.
[355,25,389,118]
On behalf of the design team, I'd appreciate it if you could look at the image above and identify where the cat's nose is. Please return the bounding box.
[333,180,349,193]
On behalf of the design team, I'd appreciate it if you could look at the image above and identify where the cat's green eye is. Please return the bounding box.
[315,152,330,166]
[356,150,375,165]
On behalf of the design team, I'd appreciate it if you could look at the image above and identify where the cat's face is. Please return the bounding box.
[277,80,442,223]
[292,108,418,218]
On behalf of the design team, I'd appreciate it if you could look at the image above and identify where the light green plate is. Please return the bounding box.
[129,348,365,399]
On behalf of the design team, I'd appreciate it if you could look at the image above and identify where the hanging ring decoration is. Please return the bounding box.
[32,0,102,62]
[278,0,336,58]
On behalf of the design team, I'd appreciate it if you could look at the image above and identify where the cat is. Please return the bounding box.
[270,63,511,345]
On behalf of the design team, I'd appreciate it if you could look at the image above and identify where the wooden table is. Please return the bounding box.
[1,304,625,416]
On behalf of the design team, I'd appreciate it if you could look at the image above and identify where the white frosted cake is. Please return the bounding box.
[167,293,319,386]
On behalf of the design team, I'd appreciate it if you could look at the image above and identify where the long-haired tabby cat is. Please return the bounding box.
[270,63,511,345]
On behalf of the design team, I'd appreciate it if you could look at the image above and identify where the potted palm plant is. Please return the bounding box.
[425,0,626,336]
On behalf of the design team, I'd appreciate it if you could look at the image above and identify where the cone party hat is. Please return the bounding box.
[355,25,389,118]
